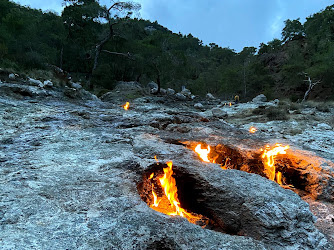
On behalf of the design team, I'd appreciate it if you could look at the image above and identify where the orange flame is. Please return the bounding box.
[261,144,289,182]
[229,102,232,107]
[194,144,210,163]
[122,102,130,110]
[249,126,257,134]
[150,161,207,225]
[151,184,161,207]
[154,155,159,163]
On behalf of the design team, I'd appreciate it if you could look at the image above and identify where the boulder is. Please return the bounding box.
[147,81,158,90]
[252,94,267,103]
[167,88,175,95]
[194,103,204,110]
[160,88,167,95]
[28,78,43,87]
[180,88,192,98]
[206,93,215,100]
[43,80,53,88]
[175,93,187,100]
[193,169,329,249]
[8,73,15,80]
[273,99,279,105]
[212,108,228,118]
[70,82,82,90]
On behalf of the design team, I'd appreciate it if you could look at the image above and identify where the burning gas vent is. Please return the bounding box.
[137,162,227,233]
[185,142,317,196]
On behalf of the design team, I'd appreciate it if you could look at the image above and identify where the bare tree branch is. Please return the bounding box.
[102,50,135,60]
[302,72,321,102]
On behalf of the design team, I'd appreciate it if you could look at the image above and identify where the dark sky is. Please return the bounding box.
[13,0,333,51]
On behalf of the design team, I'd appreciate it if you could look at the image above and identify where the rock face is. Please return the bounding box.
[167,88,175,95]
[175,93,187,100]
[147,81,158,90]
[212,108,228,118]
[252,94,267,103]
[0,82,331,249]
[206,93,215,99]
[194,103,204,110]
[193,169,327,249]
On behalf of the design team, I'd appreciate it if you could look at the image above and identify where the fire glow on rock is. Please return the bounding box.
[148,161,208,226]
[122,102,130,110]
[193,143,290,186]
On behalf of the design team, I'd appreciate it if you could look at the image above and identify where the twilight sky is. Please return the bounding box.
[13,0,333,52]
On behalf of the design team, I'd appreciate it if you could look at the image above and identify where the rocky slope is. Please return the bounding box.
[0,81,333,249]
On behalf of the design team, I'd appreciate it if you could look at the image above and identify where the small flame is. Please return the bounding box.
[249,126,257,134]
[122,102,130,110]
[149,173,154,179]
[229,102,232,107]
[154,155,159,163]
[261,143,289,182]
[276,172,283,185]
[194,144,210,163]
[151,184,161,207]
[149,161,207,225]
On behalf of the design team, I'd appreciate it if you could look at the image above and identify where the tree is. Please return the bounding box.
[282,18,305,42]
[62,0,140,88]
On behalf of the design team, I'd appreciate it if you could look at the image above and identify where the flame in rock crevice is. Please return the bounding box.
[194,144,211,163]
[122,102,130,110]
[261,143,290,182]
[249,126,257,134]
[149,161,207,226]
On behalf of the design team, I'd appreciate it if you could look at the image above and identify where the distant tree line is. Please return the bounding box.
[0,0,333,100]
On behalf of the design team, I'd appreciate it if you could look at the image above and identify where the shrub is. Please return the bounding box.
[265,106,289,120]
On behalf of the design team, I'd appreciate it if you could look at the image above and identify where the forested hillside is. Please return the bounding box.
[0,0,334,100]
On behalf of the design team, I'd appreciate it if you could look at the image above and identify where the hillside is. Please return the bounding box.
[0,0,333,100]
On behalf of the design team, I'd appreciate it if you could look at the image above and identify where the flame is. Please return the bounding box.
[149,161,207,225]
[154,155,159,163]
[249,126,257,134]
[194,144,210,163]
[229,102,232,107]
[151,184,161,207]
[149,173,154,179]
[261,144,289,182]
[122,102,130,110]
[276,171,283,185]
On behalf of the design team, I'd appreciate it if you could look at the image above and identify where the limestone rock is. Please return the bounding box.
[180,88,192,98]
[212,108,227,118]
[193,169,329,249]
[147,81,158,90]
[28,77,43,87]
[194,103,204,110]
[206,93,215,99]
[252,94,267,103]
[175,93,187,100]
[43,80,53,88]
[70,82,82,90]
[167,88,175,95]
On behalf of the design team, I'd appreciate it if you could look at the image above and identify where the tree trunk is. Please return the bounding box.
[157,74,161,94]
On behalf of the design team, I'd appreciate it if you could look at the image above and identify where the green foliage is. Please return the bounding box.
[0,0,333,101]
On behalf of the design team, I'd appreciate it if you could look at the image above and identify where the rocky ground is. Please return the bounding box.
[0,80,334,249]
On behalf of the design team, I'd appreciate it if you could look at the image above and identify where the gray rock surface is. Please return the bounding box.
[180,88,192,98]
[147,81,158,90]
[212,107,228,118]
[0,85,331,249]
[175,93,187,100]
[252,94,267,103]
[194,103,204,110]
[206,93,215,99]
[167,88,175,95]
